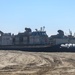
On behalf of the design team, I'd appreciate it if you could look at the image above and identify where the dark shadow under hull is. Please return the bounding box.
[0,44,75,52]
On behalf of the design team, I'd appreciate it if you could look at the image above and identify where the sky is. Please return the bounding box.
[0,0,75,36]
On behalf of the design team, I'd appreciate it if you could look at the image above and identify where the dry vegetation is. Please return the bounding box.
[0,50,75,75]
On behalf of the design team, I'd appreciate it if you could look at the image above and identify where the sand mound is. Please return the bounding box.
[0,50,75,75]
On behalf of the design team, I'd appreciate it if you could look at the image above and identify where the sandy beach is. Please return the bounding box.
[0,50,75,75]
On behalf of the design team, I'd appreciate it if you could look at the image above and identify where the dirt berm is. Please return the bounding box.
[0,50,75,75]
